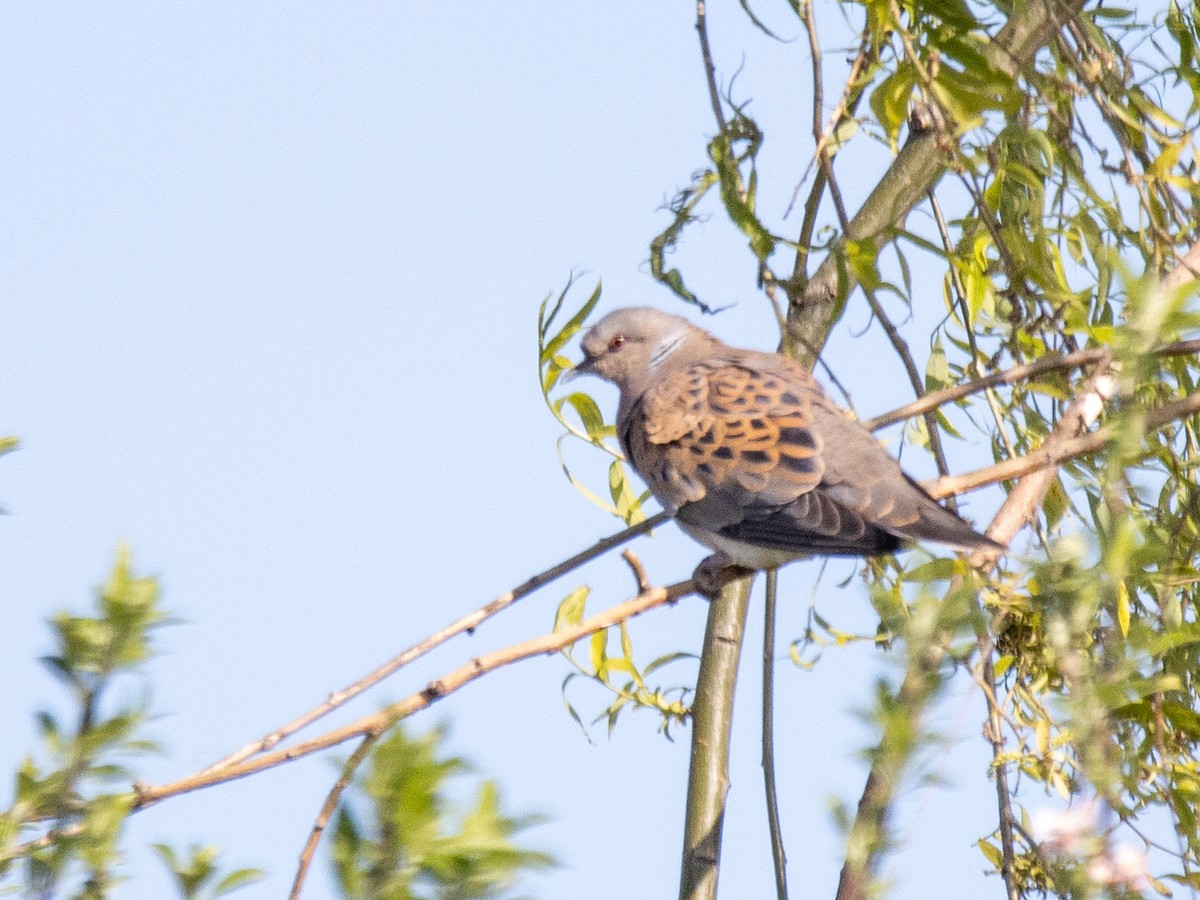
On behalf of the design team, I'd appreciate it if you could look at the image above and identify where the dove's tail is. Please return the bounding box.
[892,478,1004,553]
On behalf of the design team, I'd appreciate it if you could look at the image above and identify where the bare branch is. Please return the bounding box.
[200,510,670,775]
[859,339,1200,433]
[623,548,651,593]
[136,577,696,810]
[761,568,789,900]
[289,734,379,900]
[695,0,727,132]
[928,389,1200,509]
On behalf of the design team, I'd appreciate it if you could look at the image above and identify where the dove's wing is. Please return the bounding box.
[621,357,997,556]
[621,359,903,555]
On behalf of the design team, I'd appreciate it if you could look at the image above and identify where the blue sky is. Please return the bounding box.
[2,4,1012,897]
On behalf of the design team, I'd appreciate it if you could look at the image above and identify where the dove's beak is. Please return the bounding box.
[561,357,595,383]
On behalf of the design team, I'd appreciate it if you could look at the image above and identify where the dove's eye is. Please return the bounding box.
[608,334,627,352]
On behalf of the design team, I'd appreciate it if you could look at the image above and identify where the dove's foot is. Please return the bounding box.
[692,553,755,598]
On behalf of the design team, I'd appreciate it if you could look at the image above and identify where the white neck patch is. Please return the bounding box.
[648,328,688,369]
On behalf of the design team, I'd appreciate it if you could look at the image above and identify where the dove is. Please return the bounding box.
[568,306,1000,578]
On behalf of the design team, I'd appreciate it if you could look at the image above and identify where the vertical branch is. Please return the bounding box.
[834,602,951,900]
[762,568,789,900]
[979,644,1022,900]
[695,0,728,132]
[928,186,1023,899]
[679,573,754,900]
[289,733,379,900]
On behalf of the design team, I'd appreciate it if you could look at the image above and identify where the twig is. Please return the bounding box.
[200,510,670,775]
[930,390,1200,506]
[980,648,1021,900]
[789,23,874,266]
[289,733,379,900]
[623,549,651,593]
[859,338,1200,433]
[695,0,727,132]
[859,287,955,486]
[135,576,696,810]
[928,187,1021,518]
[762,568,789,900]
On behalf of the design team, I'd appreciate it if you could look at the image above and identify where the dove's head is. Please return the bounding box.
[570,307,708,394]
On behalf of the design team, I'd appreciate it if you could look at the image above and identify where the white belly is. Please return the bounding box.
[676,520,807,570]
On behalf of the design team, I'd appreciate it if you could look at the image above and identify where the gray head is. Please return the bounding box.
[570,307,712,395]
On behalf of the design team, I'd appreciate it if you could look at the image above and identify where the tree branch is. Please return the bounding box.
[135,576,695,810]
[859,339,1200,433]
[289,734,378,900]
[783,0,1089,367]
[679,573,754,900]
[199,510,669,775]
[761,568,789,900]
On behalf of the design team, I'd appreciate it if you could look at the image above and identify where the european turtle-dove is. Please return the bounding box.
[569,307,1000,572]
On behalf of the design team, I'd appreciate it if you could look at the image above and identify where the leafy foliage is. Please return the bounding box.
[152,844,264,900]
[542,0,1200,896]
[538,279,649,526]
[330,724,553,900]
[554,586,694,739]
[1,549,169,897]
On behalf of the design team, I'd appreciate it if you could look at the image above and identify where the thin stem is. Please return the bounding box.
[979,640,1021,900]
[859,288,955,487]
[136,576,697,810]
[289,733,380,900]
[858,339,1200,433]
[762,568,789,900]
[201,509,670,775]
[696,0,727,132]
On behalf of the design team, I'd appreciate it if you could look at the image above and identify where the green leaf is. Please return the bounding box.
[1116,580,1130,638]
[555,392,609,442]
[212,867,269,898]
[926,333,950,391]
[554,586,589,633]
[538,278,602,366]
[918,0,976,30]
[608,461,646,525]
[870,63,915,145]
[977,838,1003,870]
[590,629,608,673]
[708,118,776,265]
